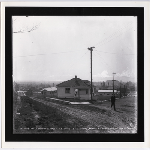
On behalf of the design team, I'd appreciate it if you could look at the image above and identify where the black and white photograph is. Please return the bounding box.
[13,15,138,134]
[2,5,146,145]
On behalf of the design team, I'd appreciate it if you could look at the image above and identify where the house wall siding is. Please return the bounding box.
[79,89,86,95]
[41,90,57,97]
[78,89,90,100]
[46,91,57,97]
[57,87,91,100]
[79,95,90,100]
[57,87,74,98]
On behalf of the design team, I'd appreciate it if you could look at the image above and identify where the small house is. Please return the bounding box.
[98,90,118,95]
[41,87,57,97]
[56,75,95,100]
[97,89,119,100]
[17,91,26,96]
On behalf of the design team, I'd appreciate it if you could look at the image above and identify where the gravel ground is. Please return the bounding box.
[14,95,137,133]
[28,96,137,133]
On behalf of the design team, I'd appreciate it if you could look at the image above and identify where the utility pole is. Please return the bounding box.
[120,83,121,98]
[112,73,116,95]
[124,85,125,96]
[88,47,95,100]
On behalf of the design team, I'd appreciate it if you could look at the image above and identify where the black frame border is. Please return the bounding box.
[5,7,144,142]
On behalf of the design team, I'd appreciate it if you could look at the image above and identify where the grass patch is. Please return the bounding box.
[14,96,90,133]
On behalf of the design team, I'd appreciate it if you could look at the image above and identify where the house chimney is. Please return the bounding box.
[75,75,77,80]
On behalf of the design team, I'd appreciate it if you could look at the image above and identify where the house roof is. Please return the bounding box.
[82,80,91,86]
[98,90,117,93]
[56,77,91,88]
[42,87,57,91]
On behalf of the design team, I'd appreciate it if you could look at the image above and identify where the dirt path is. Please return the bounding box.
[30,96,137,133]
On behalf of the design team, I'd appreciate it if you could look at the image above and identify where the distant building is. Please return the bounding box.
[98,90,118,95]
[105,80,120,87]
[41,87,57,97]
[96,80,120,90]
[17,91,26,96]
[97,89,119,100]
[56,75,95,100]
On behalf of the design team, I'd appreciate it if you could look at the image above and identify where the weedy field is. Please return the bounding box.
[13,95,137,133]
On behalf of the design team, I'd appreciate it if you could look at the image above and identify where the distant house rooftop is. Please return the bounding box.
[41,87,57,92]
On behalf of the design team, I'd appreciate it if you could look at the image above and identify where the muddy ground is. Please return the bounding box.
[13,95,137,133]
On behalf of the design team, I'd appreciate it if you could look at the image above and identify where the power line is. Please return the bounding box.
[93,51,114,72]
[95,49,117,55]
[68,51,88,68]
[94,22,133,46]
[13,50,80,58]
[95,49,135,56]
[58,50,88,76]
[94,23,134,49]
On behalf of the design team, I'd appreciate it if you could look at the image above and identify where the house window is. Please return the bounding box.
[65,88,70,93]
[107,94,109,95]
[86,89,88,94]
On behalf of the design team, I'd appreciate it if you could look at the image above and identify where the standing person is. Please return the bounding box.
[111,94,116,111]
[111,95,113,109]
[113,95,116,111]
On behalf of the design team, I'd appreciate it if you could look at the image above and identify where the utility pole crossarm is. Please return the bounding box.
[88,47,95,51]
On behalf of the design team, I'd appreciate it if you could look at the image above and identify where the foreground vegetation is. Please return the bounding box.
[14,96,90,133]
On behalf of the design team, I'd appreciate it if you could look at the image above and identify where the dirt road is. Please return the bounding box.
[29,96,137,133]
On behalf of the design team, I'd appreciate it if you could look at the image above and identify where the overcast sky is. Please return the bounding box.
[13,16,137,82]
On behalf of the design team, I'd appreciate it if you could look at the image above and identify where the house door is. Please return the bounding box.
[74,89,79,98]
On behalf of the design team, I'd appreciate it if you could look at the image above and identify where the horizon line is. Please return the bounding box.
[13,80,136,83]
